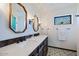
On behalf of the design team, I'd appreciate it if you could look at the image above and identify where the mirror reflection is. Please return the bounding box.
[9,3,27,33]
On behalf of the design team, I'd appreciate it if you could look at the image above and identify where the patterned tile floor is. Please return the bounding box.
[47,47,77,56]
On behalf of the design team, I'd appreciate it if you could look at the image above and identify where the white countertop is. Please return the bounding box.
[0,35,47,56]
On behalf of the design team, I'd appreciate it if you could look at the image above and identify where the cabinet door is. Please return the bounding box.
[43,46,48,56]
[43,38,48,56]
[39,50,43,56]
[29,47,39,56]
[39,46,44,56]
[38,41,44,56]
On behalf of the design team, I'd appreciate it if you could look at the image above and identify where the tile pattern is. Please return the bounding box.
[47,47,77,56]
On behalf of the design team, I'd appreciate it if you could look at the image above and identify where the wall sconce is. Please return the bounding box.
[29,19,33,24]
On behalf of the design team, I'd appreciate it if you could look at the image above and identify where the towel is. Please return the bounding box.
[57,28,67,41]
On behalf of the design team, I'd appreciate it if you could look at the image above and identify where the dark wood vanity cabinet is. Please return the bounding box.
[29,47,39,56]
[43,43,48,55]
[29,37,48,56]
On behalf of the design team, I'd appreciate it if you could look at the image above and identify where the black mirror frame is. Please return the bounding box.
[33,15,39,32]
[9,3,27,33]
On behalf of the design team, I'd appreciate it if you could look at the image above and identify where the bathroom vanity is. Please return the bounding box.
[29,36,48,56]
[0,35,48,56]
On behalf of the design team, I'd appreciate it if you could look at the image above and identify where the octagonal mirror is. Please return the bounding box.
[9,3,27,33]
[32,15,40,32]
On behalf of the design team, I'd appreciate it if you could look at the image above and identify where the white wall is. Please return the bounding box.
[77,4,79,56]
[77,17,79,55]
[29,4,77,50]
[0,3,38,41]
[42,6,77,50]
[47,8,77,50]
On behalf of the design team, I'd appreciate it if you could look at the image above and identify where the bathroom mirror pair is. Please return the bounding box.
[9,3,39,33]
